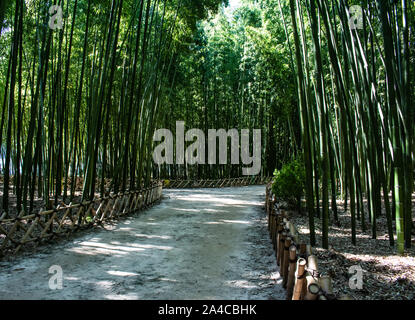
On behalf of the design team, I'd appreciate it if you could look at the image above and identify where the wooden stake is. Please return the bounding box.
[278,231,286,266]
[304,255,319,299]
[286,245,297,299]
[304,282,320,300]
[282,237,292,286]
[292,258,306,300]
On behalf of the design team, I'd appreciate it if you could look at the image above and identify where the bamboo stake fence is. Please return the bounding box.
[265,182,343,300]
[164,176,271,189]
[0,182,163,257]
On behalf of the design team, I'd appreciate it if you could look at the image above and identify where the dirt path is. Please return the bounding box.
[0,186,284,300]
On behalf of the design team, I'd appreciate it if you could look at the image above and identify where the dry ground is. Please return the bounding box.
[0,186,285,300]
[289,199,415,300]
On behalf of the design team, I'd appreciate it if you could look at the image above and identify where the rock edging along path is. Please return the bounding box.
[0,185,284,300]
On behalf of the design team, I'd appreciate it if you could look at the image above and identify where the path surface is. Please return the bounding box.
[0,186,284,300]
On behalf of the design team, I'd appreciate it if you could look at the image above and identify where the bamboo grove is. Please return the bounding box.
[155,3,301,180]
[156,0,414,253]
[279,0,414,254]
[1,0,414,255]
[0,0,225,215]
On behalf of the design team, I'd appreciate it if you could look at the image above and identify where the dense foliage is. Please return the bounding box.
[155,2,299,180]
[280,0,414,253]
[272,158,305,211]
[0,0,225,213]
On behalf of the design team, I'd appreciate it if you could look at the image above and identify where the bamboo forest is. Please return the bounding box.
[0,0,414,303]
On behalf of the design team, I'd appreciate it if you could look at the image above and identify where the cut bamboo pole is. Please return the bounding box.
[263,192,340,300]
[273,216,278,250]
[285,221,298,243]
[278,230,286,267]
[292,258,307,300]
[270,210,276,245]
[274,216,282,249]
[276,222,283,262]
[307,255,318,273]
[304,255,319,300]
[304,282,320,300]
[274,218,279,249]
[286,245,297,299]
[282,237,292,286]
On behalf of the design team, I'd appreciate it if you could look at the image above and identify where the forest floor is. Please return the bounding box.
[0,185,285,300]
[289,200,415,300]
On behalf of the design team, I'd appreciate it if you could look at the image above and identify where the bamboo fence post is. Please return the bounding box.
[286,221,299,244]
[273,211,278,246]
[304,282,320,300]
[292,258,307,300]
[263,187,340,300]
[266,185,270,222]
[276,222,283,262]
[274,215,278,249]
[282,237,292,286]
[286,245,297,299]
[304,255,319,300]
[278,231,286,267]
[273,216,281,252]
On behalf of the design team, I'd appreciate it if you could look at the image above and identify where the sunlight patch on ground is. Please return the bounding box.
[203,219,251,225]
[133,233,171,240]
[129,243,173,250]
[107,270,139,277]
[175,194,257,206]
[96,280,113,289]
[221,219,251,225]
[290,205,415,299]
[173,208,200,212]
[0,186,284,300]
[159,278,178,282]
[204,208,226,213]
[67,246,127,256]
[79,241,147,252]
[105,294,139,300]
[118,227,133,231]
[226,280,257,289]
